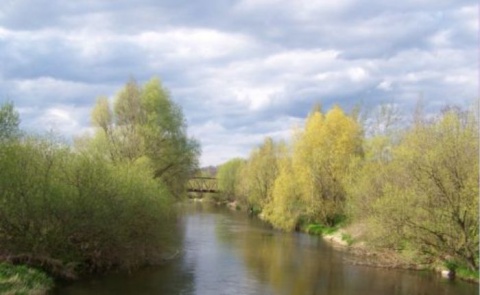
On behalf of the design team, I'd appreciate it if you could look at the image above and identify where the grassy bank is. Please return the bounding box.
[0,263,53,295]
[445,263,480,283]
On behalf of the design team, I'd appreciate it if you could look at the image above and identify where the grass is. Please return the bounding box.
[304,221,356,246]
[442,260,479,283]
[341,233,355,246]
[455,266,479,283]
[0,263,53,295]
[304,223,338,236]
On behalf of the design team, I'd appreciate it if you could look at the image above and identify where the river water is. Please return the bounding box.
[53,202,477,295]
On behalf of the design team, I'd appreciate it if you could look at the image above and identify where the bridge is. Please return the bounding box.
[187,177,219,193]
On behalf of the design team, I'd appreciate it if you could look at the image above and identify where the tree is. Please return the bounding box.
[87,77,200,197]
[239,137,280,213]
[368,108,479,270]
[0,135,175,274]
[262,142,302,230]
[217,158,245,201]
[293,105,363,226]
[0,101,20,142]
[0,91,189,275]
[367,101,403,137]
[139,78,200,196]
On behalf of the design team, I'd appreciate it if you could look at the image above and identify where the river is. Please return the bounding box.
[52,202,477,295]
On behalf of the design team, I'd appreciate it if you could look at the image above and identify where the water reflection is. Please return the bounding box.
[53,202,477,295]
[213,205,475,295]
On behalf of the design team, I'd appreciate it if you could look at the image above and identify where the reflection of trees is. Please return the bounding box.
[55,213,195,295]
[238,231,334,294]
[215,213,477,295]
[215,210,345,295]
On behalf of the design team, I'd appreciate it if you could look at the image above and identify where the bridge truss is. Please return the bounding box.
[187,177,219,193]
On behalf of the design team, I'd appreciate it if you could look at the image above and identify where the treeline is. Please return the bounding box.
[0,77,199,277]
[216,102,479,272]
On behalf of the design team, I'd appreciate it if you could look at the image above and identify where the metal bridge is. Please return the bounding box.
[187,177,219,193]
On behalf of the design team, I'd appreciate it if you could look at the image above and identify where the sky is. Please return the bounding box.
[0,0,477,166]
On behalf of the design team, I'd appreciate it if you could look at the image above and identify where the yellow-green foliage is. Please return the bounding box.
[395,110,478,270]
[262,143,301,231]
[222,101,479,271]
[236,137,280,211]
[0,78,198,276]
[238,105,362,229]
[217,158,245,201]
[90,78,200,198]
[350,108,479,270]
[292,105,362,225]
[344,136,397,220]
[0,137,174,274]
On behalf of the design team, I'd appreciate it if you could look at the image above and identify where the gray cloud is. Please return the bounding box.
[0,0,476,166]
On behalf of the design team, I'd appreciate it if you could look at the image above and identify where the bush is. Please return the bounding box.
[443,260,459,272]
[456,265,480,282]
[0,137,175,276]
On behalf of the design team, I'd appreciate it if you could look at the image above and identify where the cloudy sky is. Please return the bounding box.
[0,0,477,166]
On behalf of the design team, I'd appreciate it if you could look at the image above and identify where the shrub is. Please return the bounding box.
[0,137,175,276]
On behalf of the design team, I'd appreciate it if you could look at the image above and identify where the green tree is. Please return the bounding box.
[0,128,176,276]
[367,108,479,270]
[217,158,245,201]
[88,77,200,197]
[238,137,280,213]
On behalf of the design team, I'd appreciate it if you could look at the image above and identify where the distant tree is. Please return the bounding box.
[368,101,403,137]
[239,137,280,213]
[0,101,20,141]
[217,158,245,201]
[262,142,302,230]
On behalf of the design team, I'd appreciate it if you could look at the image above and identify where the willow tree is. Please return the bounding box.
[237,137,280,213]
[217,158,245,201]
[293,105,363,226]
[262,142,302,230]
[89,77,200,197]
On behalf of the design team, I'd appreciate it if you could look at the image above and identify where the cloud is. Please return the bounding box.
[190,115,302,165]
[20,104,92,138]
[136,28,257,61]
[0,0,476,166]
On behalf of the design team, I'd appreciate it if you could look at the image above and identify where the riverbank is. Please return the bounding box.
[0,263,53,294]
[312,223,479,284]
[213,199,479,284]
